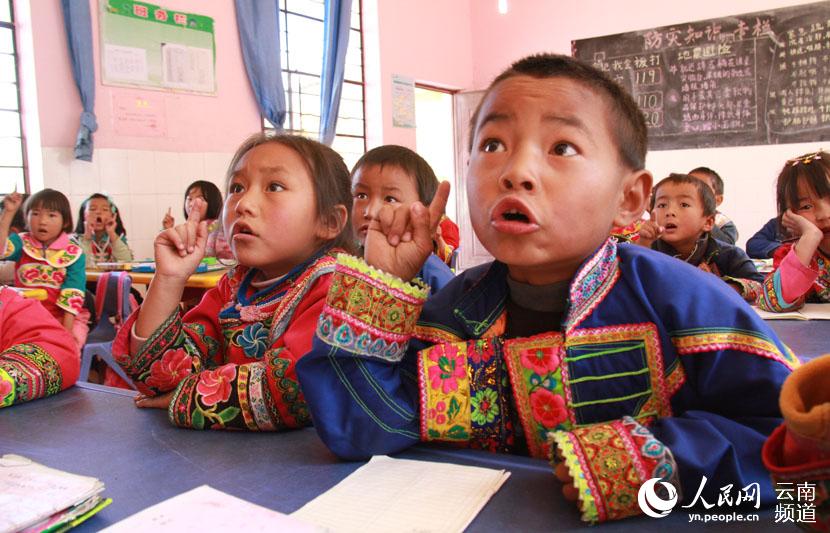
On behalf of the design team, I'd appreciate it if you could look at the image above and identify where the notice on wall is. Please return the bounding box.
[100,0,216,95]
[392,75,416,128]
[112,92,167,137]
[572,1,830,150]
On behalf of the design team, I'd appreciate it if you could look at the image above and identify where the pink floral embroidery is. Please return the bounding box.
[427,345,466,394]
[196,364,236,406]
[468,341,493,364]
[530,388,567,427]
[427,400,447,425]
[0,379,13,402]
[146,349,193,390]
[66,294,83,313]
[520,346,560,375]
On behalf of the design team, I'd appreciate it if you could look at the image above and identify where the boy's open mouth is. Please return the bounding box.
[664,222,678,231]
[490,197,539,235]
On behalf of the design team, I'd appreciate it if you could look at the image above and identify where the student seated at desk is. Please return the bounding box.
[75,193,133,269]
[0,189,88,347]
[0,286,79,407]
[688,166,739,244]
[746,216,789,259]
[113,133,355,431]
[759,150,830,312]
[638,173,764,302]
[296,54,796,524]
[350,145,454,296]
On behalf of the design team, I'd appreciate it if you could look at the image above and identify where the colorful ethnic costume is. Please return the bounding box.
[296,239,797,523]
[758,244,830,312]
[112,250,339,431]
[78,232,133,268]
[0,286,79,407]
[652,233,764,302]
[2,232,86,321]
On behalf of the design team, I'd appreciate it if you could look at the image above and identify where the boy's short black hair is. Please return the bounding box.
[25,188,73,233]
[184,180,223,220]
[469,53,648,171]
[775,150,830,218]
[651,173,717,216]
[688,166,724,196]
[351,145,439,205]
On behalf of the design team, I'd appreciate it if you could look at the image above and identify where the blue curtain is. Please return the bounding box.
[61,0,97,162]
[234,0,286,129]
[319,0,352,146]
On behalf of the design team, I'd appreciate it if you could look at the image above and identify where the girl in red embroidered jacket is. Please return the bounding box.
[112,133,355,430]
[758,150,830,312]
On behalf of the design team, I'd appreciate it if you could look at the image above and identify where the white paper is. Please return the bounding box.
[101,485,316,533]
[0,454,104,533]
[103,44,148,82]
[754,303,830,320]
[161,43,215,93]
[291,455,511,533]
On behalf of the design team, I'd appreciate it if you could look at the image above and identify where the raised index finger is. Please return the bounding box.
[427,181,451,232]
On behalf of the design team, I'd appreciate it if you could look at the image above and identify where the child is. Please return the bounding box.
[0,189,88,347]
[0,285,79,407]
[746,216,789,259]
[75,193,133,268]
[0,193,26,285]
[112,133,354,431]
[758,150,830,312]
[642,173,763,302]
[296,54,796,523]
[688,166,738,244]
[351,145,453,295]
[163,180,232,261]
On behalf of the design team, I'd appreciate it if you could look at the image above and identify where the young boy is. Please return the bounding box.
[350,145,454,294]
[688,166,739,244]
[641,173,764,302]
[296,54,796,523]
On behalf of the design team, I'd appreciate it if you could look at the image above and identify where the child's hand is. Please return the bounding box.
[105,217,118,239]
[154,198,208,280]
[364,181,450,281]
[162,207,174,230]
[83,219,94,240]
[134,391,174,409]
[781,209,822,242]
[1,191,22,214]
[637,219,664,247]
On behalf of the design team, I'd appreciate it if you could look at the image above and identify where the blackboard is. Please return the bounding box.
[572,1,830,150]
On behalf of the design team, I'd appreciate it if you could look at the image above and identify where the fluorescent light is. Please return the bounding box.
[498,0,508,14]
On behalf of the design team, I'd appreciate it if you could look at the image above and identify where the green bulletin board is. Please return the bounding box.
[100,0,216,95]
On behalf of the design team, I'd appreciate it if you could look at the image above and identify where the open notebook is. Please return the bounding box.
[753,303,830,320]
[292,455,511,533]
[0,454,110,533]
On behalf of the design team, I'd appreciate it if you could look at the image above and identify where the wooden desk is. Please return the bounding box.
[0,384,797,532]
[86,268,228,289]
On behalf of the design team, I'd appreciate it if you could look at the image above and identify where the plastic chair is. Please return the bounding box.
[79,271,137,388]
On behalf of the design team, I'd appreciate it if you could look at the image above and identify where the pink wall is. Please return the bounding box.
[373,0,474,148]
[30,0,260,152]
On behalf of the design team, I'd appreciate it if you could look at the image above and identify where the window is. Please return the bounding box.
[0,0,25,194]
[265,0,366,169]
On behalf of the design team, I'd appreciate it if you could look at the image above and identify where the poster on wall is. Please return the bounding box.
[391,75,416,128]
[112,92,167,137]
[100,0,216,95]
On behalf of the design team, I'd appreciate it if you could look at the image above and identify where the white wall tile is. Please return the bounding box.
[153,152,182,194]
[131,238,154,262]
[97,149,130,195]
[178,153,206,192]
[127,150,156,195]
[68,157,100,197]
[203,152,232,185]
[128,195,158,241]
[41,147,71,194]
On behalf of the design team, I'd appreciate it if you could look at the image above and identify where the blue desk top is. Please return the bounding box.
[0,381,802,532]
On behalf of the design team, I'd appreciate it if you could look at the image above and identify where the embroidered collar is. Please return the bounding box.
[653,233,714,266]
[20,232,83,268]
[443,238,620,337]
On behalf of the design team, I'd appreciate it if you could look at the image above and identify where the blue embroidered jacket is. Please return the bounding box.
[296,239,797,523]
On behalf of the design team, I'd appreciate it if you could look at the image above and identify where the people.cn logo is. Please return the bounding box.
[638,478,679,518]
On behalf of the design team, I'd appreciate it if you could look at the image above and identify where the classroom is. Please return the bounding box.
[1,0,829,531]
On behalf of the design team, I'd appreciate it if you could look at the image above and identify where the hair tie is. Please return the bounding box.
[787,150,823,166]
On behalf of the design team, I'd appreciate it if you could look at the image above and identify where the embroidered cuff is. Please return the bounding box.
[56,288,85,315]
[723,276,763,303]
[0,344,63,407]
[549,416,679,523]
[2,237,13,259]
[316,254,428,362]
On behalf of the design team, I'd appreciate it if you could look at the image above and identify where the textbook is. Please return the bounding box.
[754,303,830,320]
[0,454,110,533]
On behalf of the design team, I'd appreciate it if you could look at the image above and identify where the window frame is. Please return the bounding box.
[0,0,28,194]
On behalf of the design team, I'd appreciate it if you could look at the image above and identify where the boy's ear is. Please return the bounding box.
[612,169,652,228]
[715,194,724,207]
[316,204,349,241]
[702,214,715,232]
